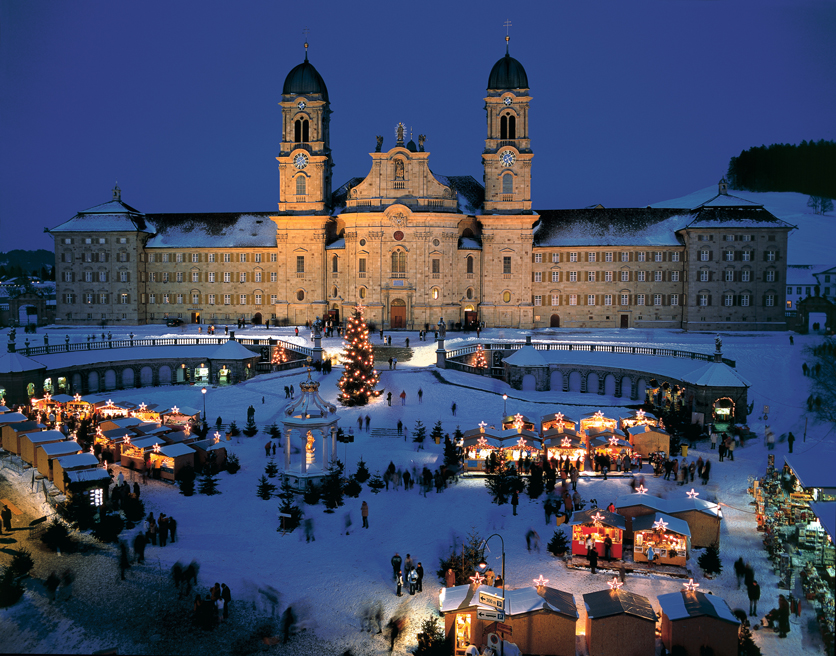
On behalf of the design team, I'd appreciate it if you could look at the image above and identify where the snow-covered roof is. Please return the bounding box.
[129,436,164,450]
[584,589,656,621]
[665,496,722,518]
[0,352,47,373]
[632,512,691,537]
[809,502,836,542]
[145,213,276,248]
[683,362,750,388]
[159,443,197,458]
[0,406,9,413]
[439,584,576,618]
[571,508,626,529]
[503,345,547,367]
[161,405,200,417]
[56,452,99,470]
[533,208,691,247]
[615,493,669,511]
[208,340,259,361]
[66,468,112,484]
[24,430,66,444]
[39,440,82,457]
[0,412,28,424]
[683,205,796,230]
[658,590,739,624]
[696,193,762,208]
[785,453,836,490]
[190,438,226,452]
[325,238,345,250]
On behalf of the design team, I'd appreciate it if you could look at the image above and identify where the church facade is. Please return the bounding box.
[49,43,794,332]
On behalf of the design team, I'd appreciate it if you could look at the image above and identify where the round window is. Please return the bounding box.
[503,291,511,303]
[393,231,404,241]
[359,239,366,246]
[297,290,305,301]
[433,239,440,247]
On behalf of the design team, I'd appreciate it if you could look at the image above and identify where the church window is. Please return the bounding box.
[466,288,473,299]
[432,288,440,300]
[296,176,306,196]
[359,258,367,275]
[432,259,440,275]
[503,257,512,274]
[500,115,507,140]
[297,256,305,273]
[502,174,513,195]
[391,250,407,277]
[332,255,339,273]
[508,115,516,139]
[466,256,474,274]
[503,291,511,303]
[551,271,560,283]
[359,287,366,299]
[294,118,309,142]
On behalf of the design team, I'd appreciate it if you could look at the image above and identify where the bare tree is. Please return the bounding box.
[807,195,834,215]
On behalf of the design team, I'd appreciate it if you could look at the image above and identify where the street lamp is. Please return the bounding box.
[479,533,506,656]
[201,387,207,425]
[503,394,508,418]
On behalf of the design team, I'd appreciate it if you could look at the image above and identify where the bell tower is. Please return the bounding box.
[483,35,533,214]
[277,41,333,215]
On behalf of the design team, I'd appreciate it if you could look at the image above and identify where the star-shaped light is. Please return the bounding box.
[44,392,52,402]
[608,577,624,590]
[89,446,95,454]
[555,420,565,432]
[593,411,605,421]
[469,572,485,585]
[514,413,524,424]
[555,412,564,423]
[355,302,366,315]
[533,575,549,587]
[561,436,572,448]
[107,399,114,406]
[683,578,700,592]
[513,420,524,432]
[636,409,646,420]
[478,421,487,432]
[171,405,179,414]
[477,436,489,448]
[153,443,160,453]
[138,402,147,412]
[123,434,131,445]
[609,436,620,447]
[74,393,82,402]
[214,431,221,442]
[636,484,648,495]
[591,511,606,525]
[686,488,700,499]
[517,437,527,449]
[653,518,669,531]
[96,427,103,437]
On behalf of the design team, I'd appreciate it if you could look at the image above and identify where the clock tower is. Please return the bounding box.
[277,44,333,214]
[482,36,533,214]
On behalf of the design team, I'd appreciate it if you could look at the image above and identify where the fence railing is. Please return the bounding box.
[446,341,735,368]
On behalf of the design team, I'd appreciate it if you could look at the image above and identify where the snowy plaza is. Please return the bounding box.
[0,321,833,656]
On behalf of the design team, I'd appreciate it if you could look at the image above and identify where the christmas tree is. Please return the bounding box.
[368,472,385,494]
[256,475,277,500]
[354,457,371,483]
[264,460,279,478]
[698,545,723,576]
[271,345,288,365]
[473,343,488,368]
[321,459,345,512]
[337,305,380,406]
[413,420,427,449]
[277,478,302,532]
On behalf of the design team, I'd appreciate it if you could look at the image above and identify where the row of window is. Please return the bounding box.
[147,252,279,263]
[533,270,682,283]
[61,237,130,245]
[145,271,281,283]
[533,251,681,264]
[698,250,779,262]
[61,252,130,263]
[697,234,776,242]
[527,293,776,307]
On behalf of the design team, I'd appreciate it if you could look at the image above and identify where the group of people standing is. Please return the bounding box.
[390,552,424,596]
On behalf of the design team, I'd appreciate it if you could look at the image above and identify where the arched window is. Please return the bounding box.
[432,288,440,300]
[332,255,338,272]
[296,176,306,196]
[502,174,513,195]
[359,287,367,299]
[500,115,507,140]
[466,255,474,274]
[333,287,338,298]
[296,290,305,301]
[391,250,407,276]
[466,288,473,299]
[294,118,309,142]
[508,115,516,139]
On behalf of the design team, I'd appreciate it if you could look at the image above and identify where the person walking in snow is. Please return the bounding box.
[417,388,423,403]
[400,390,406,405]
[451,402,457,416]
[395,570,404,597]
[391,552,402,580]
[407,568,418,595]
[361,501,369,528]
[365,415,371,431]
[386,392,392,406]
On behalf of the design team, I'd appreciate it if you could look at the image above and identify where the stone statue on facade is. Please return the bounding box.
[715,335,722,352]
[394,159,404,180]
[418,134,426,152]
[375,135,383,153]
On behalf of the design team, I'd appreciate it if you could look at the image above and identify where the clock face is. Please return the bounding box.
[293,153,309,169]
[297,101,307,110]
[503,97,512,106]
[500,150,516,167]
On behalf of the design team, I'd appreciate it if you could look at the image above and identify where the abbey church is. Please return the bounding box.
[50,40,793,332]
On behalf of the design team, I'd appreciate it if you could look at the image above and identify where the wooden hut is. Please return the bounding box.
[618,409,659,432]
[120,435,163,471]
[543,429,586,472]
[658,590,740,656]
[626,424,671,458]
[440,584,578,656]
[501,413,538,432]
[160,405,201,426]
[63,466,112,501]
[1,419,44,455]
[149,443,195,481]
[570,509,626,559]
[99,417,143,432]
[53,452,101,494]
[20,429,65,467]
[541,412,579,432]
[614,494,669,541]
[665,497,723,549]
[190,438,227,471]
[582,589,657,656]
[632,513,691,567]
[579,411,618,436]
[37,439,82,480]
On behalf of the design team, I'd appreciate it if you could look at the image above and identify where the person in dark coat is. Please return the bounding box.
[747,579,760,616]
[133,532,147,564]
[133,481,141,498]
[777,594,790,637]
[119,541,131,580]
[395,571,404,596]
[158,515,168,547]
[1,504,12,532]
[416,562,424,592]
[221,583,231,619]
[168,516,177,542]
[391,552,402,580]
[588,547,598,574]
[787,432,795,453]
[511,490,519,515]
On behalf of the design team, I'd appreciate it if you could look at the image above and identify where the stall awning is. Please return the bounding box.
[658,590,739,624]
[808,502,836,542]
[632,512,691,537]
[785,453,836,491]
[439,584,577,618]
[159,443,196,458]
[583,589,656,621]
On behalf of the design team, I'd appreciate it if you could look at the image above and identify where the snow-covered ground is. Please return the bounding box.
[1,322,833,655]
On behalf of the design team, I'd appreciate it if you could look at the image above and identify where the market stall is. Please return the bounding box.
[570,508,625,559]
[160,405,201,427]
[119,435,162,471]
[53,452,101,495]
[1,419,45,456]
[582,588,656,656]
[541,412,578,433]
[543,430,586,472]
[588,433,632,462]
[632,513,691,567]
[501,413,538,432]
[625,424,670,459]
[658,590,740,656]
[784,452,836,503]
[614,493,669,541]
[665,497,723,549]
[37,439,82,480]
[440,584,578,656]
[131,403,163,423]
[618,409,659,432]
[20,429,66,468]
[149,442,195,481]
[461,428,503,473]
[580,411,618,436]
[94,399,132,419]
[190,436,227,471]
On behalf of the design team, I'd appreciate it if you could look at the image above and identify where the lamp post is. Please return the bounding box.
[479,533,506,656]
[201,387,207,425]
[503,394,508,418]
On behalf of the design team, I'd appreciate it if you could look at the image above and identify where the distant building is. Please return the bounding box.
[47,41,795,331]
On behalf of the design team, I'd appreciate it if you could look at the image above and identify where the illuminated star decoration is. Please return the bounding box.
[477,436,489,448]
[214,431,222,442]
[609,436,620,447]
[683,578,700,592]
[184,425,191,436]
[653,518,669,531]
[74,393,82,402]
[107,399,114,407]
[123,434,131,445]
[608,577,624,590]
[171,406,179,414]
[591,511,606,526]
[561,436,572,448]
[138,402,147,412]
[478,421,487,432]
[153,443,160,453]
[514,413,524,424]
[44,392,52,402]
[517,437,527,449]
[469,572,485,585]
[555,420,565,432]
[593,411,605,421]
[636,409,646,421]
[686,488,700,499]
[555,412,564,423]
[533,575,549,587]
[636,484,648,494]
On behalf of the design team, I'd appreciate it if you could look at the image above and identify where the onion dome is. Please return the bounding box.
[282,50,329,101]
[488,37,529,90]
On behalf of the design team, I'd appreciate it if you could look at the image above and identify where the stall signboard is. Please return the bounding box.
[477,609,505,622]
[479,590,505,610]
[496,622,513,636]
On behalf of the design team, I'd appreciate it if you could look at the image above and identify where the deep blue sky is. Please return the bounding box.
[2,0,834,251]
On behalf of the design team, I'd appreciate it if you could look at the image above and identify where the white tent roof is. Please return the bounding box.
[0,351,47,373]
[208,340,258,360]
[503,346,547,367]
[785,453,836,490]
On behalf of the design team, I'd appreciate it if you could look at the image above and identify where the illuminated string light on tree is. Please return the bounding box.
[683,578,700,592]
[686,488,700,499]
[337,304,380,406]
[608,577,624,590]
[533,575,549,587]
[473,343,488,368]
[271,345,289,364]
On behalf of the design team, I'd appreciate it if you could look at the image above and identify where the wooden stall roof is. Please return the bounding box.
[666,497,723,519]
[615,494,674,512]
[48,393,76,404]
[0,405,11,413]
[39,440,82,457]
[588,434,631,450]
[56,452,99,469]
[619,410,658,422]
[543,430,585,449]
[658,591,739,625]
[632,512,691,538]
[542,412,579,426]
[7,421,47,433]
[583,589,656,621]
[462,434,504,449]
[100,417,143,431]
[128,436,164,450]
[159,443,196,458]
[25,430,66,444]
[0,412,28,424]
[190,438,226,452]
[440,584,577,619]
[571,508,627,530]
[66,468,111,484]
[626,425,669,438]
[160,405,200,417]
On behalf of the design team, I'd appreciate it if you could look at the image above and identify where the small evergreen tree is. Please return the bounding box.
[485,460,519,505]
[225,452,241,474]
[265,459,279,478]
[303,483,321,505]
[443,434,458,468]
[738,621,763,656]
[277,478,302,532]
[0,567,24,608]
[343,476,362,498]
[431,421,444,445]
[256,475,277,500]
[243,416,258,437]
[176,464,196,496]
[368,471,385,494]
[9,548,34,578]
[698,545,723,576]
[92,514,124,543]
[337,305,380,406]
[414,615,449,656]
[413,420,427,449]
[355,457,371,483]
[547,529,570,557]
[321,460,345,512]
[41,519,75,553]
[121,494,145,523]
[268,423,281,439]
[436,528,486,585]
[527,463,544,499]
[227,421,240,437]
[198,471,221,495]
